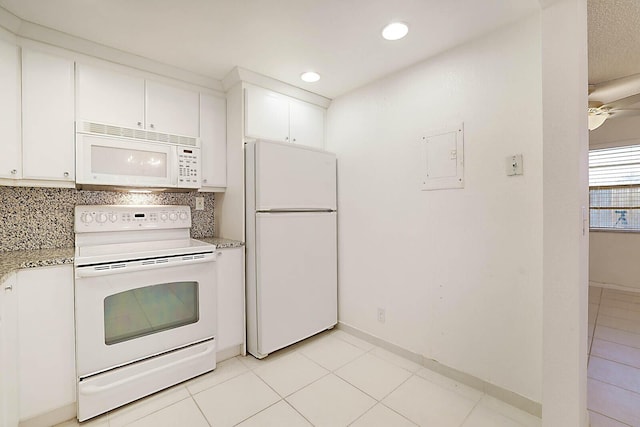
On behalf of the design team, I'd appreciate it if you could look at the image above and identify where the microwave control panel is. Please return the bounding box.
[177,148,200,188]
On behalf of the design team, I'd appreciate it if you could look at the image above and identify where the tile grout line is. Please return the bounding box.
[587,365,640,397]
[588,296,601,361]
[113,389,193,427]
[249,354,328,426]
[588,408,633,427]
[588,348,640,370]
[190,394,213,427]
[591,332,640,350]
[457,392,485,427]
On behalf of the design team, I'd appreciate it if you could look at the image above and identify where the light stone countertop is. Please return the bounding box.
[0,247,75,284]
[198,237,245,249]
[0,237,243,284]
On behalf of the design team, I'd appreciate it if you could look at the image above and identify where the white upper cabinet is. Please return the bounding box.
[146,80,200,137]
[245,86,289,142]
[200,93,227,189]
[289,100,325,150]
[245,86,325,149]
[76,63,199,137]
[22,49,75,181]
[76,63,145,130]
[0,38,21,180]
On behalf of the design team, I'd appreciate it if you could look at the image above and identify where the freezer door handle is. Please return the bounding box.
[257,209,335,213]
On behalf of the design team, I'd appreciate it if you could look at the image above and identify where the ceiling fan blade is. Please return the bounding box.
[608,108,640,118]
[589,73,640,104]
[604,93,640,110]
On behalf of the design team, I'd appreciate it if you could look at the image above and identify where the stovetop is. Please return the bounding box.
[74,238,215,266]
[74,205,215,265]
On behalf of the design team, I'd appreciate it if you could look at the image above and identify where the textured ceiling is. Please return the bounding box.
[0,0,539,98]
[588,0,640,85]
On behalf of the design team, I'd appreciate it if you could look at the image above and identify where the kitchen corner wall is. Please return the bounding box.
[0,186,215,252]
[326,13,542,403]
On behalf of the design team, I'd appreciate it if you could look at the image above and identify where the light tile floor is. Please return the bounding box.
[56,329,540,427]
[588,286,640,426]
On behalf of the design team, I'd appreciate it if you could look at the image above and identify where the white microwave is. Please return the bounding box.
[76,133,201,190]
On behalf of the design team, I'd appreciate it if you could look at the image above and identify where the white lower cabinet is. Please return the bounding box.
[17,265,76,424]
[216,246,245,351]
[1,273,19,427]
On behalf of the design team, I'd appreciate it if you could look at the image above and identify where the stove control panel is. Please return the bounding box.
[75,205,192,232]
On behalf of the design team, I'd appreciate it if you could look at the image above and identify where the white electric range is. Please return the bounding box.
[74,205,217,421]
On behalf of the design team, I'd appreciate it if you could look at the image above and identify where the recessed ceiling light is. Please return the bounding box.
[301,71,320,83]
[382,22,409,41]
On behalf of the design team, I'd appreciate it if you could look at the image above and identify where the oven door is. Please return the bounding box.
[75,252,216,378]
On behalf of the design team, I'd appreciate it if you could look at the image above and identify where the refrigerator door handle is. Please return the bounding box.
[257,209,335,213]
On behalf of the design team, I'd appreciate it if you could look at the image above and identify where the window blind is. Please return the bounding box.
[590,145,640,230]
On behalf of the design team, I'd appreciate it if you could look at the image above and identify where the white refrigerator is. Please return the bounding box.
[245,139,337,359]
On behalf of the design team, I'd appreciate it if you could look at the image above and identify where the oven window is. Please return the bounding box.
[104,281,199,345]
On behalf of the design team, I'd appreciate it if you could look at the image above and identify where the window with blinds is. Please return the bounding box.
[589,145,640,230]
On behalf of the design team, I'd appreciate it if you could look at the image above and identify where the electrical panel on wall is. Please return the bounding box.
[421,123,464,191]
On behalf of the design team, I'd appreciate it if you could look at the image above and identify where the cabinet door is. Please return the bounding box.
[76,63,145,129]
[245,86,289,142]
[0,38,21,180]
[289,100,325,150]
[1,274,19,427]
[22,49,75,181]
[217,247,244,351]
[17,266,75,422]
[200,94,227,188]
[145,80,200,137]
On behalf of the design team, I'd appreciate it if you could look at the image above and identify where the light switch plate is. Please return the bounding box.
[506,154,523,176]
[195,197,205,210]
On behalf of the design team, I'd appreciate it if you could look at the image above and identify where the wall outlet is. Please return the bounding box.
[377,308,386,323]
[195,197,205,210]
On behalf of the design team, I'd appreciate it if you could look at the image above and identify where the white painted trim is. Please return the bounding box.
[216,345,242,362]
[0,6,20,34]
[337,322,542,418]
[0,6,223,92]
[223,66,331,108]
[18,402,76,427]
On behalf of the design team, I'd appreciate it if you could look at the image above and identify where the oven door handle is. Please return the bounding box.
[75,252,216,278]
[80,340,216,395]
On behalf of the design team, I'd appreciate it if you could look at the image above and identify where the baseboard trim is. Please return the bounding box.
[337,322,542,418]
[217,344,243,362]
[18,402,76,427]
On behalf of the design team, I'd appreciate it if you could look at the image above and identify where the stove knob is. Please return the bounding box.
[179,211,188,221]
[81,213,93,223]
[109,213,118,222]
[96,213,108,223]
[169,212,178,221]
[160,213,168,221]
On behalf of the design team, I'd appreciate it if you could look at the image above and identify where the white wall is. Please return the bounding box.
[590,231,640,290]
[326,14,542,402]
[540,0,589,424]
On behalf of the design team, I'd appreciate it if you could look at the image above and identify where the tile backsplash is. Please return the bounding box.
[0,186,215,252]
